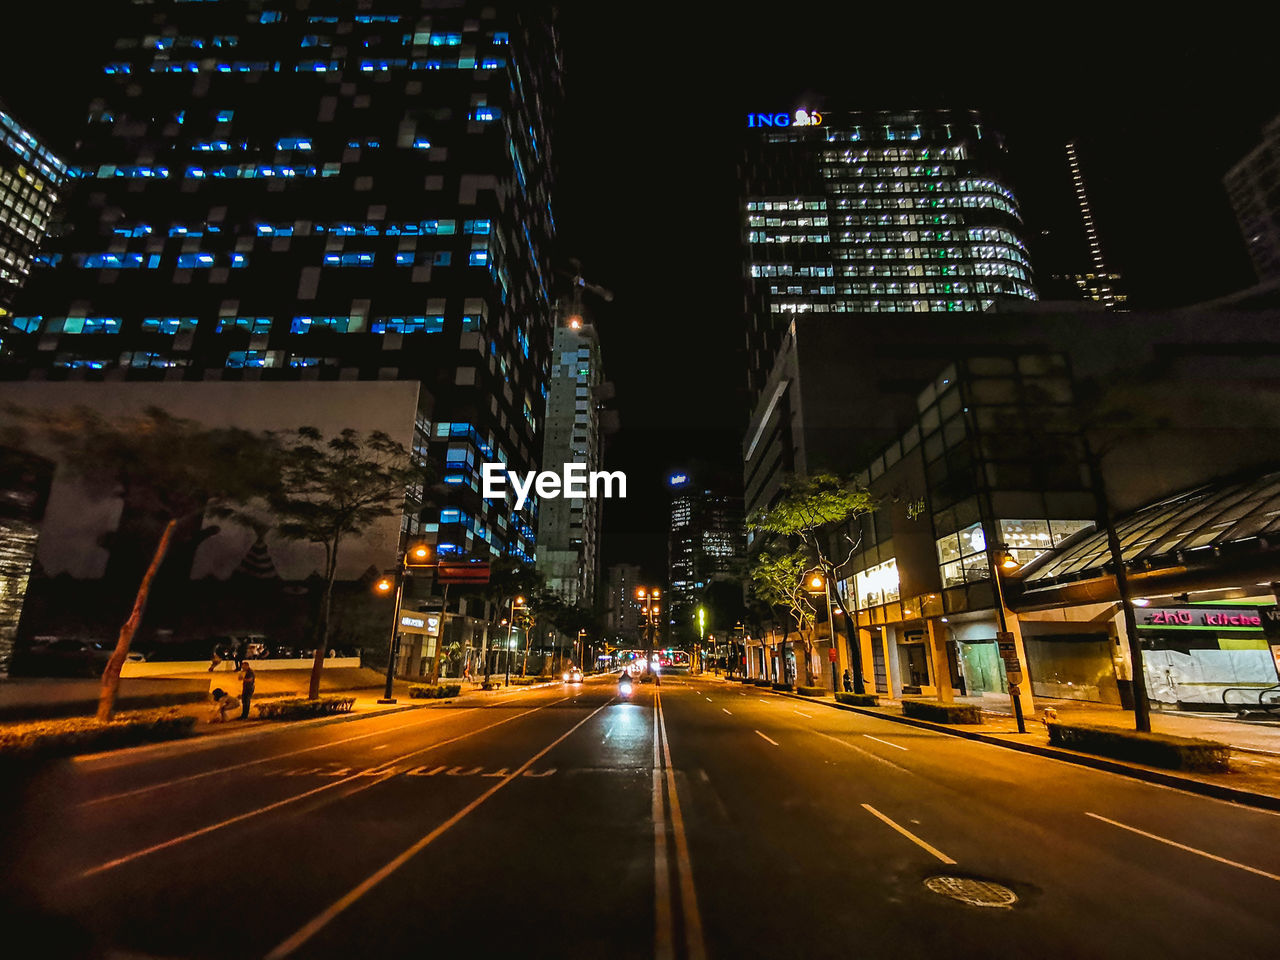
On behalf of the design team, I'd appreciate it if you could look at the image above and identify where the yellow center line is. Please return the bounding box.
[658,688,707,960]
[653,693,673,960]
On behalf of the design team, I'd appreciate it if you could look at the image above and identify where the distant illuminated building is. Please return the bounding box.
[741,107,1036,404]
[1225,113,1280,282]
[667,473,745,643]
[605,562,642,641]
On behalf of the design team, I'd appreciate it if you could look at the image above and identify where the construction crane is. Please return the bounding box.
[557,256,613,327]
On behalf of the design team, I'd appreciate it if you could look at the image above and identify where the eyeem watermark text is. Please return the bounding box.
[482,463,626,511]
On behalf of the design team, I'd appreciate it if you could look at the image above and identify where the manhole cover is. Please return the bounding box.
[924,876,1018,908]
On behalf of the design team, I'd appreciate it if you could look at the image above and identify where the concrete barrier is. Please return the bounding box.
[0,676,211,720]
[121,657,362,677]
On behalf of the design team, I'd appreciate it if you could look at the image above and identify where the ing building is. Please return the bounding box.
[667,473,746,645]
[535,307,612,610]
[1225,112,1280,283]
[4,0,563,564]
[0,102,67,327]
[604,562,642,642]
[740,107,1036,403]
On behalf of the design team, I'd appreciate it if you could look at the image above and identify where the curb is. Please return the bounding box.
[755,685,1280,813]
[64,679,588,767]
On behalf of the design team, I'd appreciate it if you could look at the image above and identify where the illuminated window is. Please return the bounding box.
[216,316,272,334]
[141,317,198,335]
[291,316,354,334]
[225,350,268,368]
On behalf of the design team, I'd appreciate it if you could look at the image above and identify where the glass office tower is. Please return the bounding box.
[0,102,66,325]
[6,0,562,562]
[741,108,1036,402]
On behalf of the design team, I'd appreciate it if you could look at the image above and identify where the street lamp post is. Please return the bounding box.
[804,569,841,695]
[375,542,433,704]
[989,544,1027,734]
[636,586,662,685]
[503,595,525,687]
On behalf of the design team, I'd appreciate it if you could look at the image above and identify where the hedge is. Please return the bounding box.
[0,710,197,765]
[835,692,880,707]
[753,679,773,688]
[771,682,794,693]
[902,699,982,724]
[408,683,462,699]
[796,685,827,697]
[1047,721,1231,772]
[254,696,356,721]
[481,681,499,690]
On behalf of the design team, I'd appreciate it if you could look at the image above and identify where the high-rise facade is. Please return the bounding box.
[740,107,1036,402]
[5,0,562,563]
[667,474,746,644]
[604,562,642,642]
[1225,112,1280,283]
[0,103,66,325]
[536,310,606,608]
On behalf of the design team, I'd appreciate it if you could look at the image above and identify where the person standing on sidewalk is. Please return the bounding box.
[238,662,256,720]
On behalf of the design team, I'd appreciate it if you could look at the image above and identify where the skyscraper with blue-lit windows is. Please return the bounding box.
[6,0,561,563]
[741,108,1036,403]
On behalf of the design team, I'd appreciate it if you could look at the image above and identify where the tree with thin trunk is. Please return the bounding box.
[750,549,819,686]
[266,428,420,700]
[6,405,277,721]
[749,473,876,693]
[466,558,545,682]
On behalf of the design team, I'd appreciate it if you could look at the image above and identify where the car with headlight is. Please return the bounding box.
[562,667,583,683]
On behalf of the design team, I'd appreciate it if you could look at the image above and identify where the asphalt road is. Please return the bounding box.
[3,675,1279,959]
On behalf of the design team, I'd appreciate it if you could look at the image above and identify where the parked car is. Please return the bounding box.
[23,639,144,677]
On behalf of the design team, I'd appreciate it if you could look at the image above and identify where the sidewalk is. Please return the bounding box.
[702,673,1280,806]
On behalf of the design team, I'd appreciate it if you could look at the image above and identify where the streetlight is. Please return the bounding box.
[376,542,433,704]
[989,543,1027,733]
[504,595,526,687]
[636,586,662,684]
[804,568,841,695]
[696,606,706,674]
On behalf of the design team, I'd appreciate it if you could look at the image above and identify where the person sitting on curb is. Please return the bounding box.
[209,688,241,723]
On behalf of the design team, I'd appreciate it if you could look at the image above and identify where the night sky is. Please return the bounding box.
[3,6,1277,577]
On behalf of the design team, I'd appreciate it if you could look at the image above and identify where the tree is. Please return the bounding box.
[6,405,277,721]
[467,558,545,682]
[266,427,421,700]
[749,473,876,693]
[750,549,819,686]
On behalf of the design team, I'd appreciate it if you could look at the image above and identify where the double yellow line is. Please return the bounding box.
[653,688,707,960]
